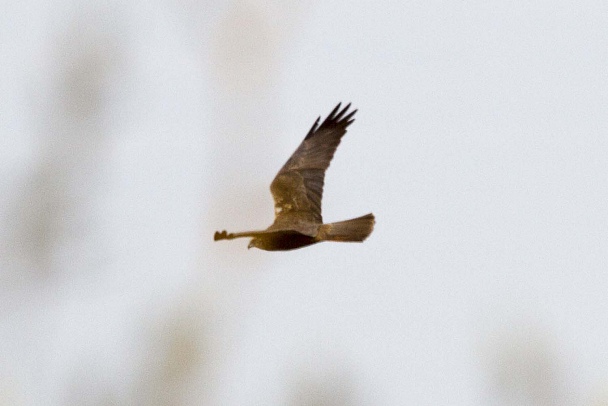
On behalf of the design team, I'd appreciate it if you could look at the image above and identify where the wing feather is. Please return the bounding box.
[269,103,357,227]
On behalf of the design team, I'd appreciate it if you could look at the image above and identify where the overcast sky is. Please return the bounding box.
[1,0,607,405]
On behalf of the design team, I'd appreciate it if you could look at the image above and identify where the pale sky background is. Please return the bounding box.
[1,0,607,405]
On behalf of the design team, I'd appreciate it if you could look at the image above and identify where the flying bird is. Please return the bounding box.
[214,103,375,251]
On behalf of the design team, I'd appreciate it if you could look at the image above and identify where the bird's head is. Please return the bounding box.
[248,238,260,250]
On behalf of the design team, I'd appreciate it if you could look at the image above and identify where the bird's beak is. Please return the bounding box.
[247,241,253,249]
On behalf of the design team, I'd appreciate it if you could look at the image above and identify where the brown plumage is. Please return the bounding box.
[214,103,375,251]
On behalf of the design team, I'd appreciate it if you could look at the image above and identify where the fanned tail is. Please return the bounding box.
[317,213,375,242]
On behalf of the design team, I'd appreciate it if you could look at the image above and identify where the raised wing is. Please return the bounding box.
[269,103,357,229]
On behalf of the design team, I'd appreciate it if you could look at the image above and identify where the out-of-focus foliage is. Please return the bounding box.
[1,0,607,405]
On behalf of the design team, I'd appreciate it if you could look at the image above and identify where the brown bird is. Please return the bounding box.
[214,103,375,251]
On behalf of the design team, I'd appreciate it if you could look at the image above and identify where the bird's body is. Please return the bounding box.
[251,231,318,251]
[214,103,374,251]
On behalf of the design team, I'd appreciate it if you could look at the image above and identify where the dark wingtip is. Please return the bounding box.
[334,103,351,121]
[305,116,321,139]
[343,108,357,123]
[305,102,357,139]
[323,102,356,126]
[329,102,342,118]
[325,102,342,123]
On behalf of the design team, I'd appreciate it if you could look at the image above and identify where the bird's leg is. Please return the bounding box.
[214,230,267,241]
[214,230,235,241]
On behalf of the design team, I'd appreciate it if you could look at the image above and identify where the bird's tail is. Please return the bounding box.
[317,213,375,242]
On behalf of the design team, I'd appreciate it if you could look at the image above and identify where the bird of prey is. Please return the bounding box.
[214,103,374,251]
